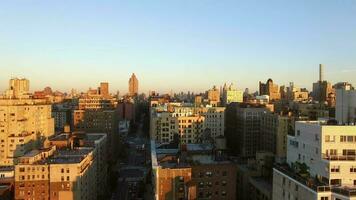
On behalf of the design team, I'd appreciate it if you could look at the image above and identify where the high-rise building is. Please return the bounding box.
[5,78,30,99]
[150,103,225,144]
[225,103,268,158]
[99,82,109,98]
[207,86,220,105]
[312,64,334,103]
[259,79,281,101]
[129,73,139,96]
[0,79,55,166]
[117,100,135,122]
[222,83,243,105]
[273,121,356,200]
[260,112,294,163]
[336,88,356,124]
[73,109,119,160]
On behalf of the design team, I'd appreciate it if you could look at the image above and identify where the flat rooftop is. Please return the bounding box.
[152,141,231,169]
[36,148,93,164]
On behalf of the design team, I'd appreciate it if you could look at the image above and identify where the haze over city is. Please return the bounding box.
[1,0,356,93]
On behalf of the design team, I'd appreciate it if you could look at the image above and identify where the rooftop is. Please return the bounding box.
[298,120,356,127]
[274,164,356,197]
[36,148,93,164]
[152,140,231,169]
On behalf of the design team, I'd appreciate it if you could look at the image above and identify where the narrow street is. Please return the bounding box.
[111,119,152,200]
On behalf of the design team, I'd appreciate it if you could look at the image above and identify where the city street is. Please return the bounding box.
[111,121,151,200]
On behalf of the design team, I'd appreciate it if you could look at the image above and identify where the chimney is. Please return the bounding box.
[319,64,324,82]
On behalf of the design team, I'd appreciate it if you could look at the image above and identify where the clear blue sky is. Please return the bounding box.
[0,0,355,94]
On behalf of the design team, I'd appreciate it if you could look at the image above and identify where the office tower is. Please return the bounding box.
[273,120,356,200]
[129,73,139,96]
[151,140,237,200]
[259,79,281,101]
[5,78,30,99]
[336,88,356,124]
[225,103,268,158]
[222,83,243,105]
[99,82,109,98]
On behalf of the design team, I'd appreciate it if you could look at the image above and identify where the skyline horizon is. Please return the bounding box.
[1,1,356,93]
[1,65,354,94]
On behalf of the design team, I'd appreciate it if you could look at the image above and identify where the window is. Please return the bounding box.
[330,179,341,185]
[315,134,319,141]
[340,136,347,142]
[331,166,340,173]
[321,197,329,200]
[351,167,356,173]
[347,136,354,142]
[343,149,356,156]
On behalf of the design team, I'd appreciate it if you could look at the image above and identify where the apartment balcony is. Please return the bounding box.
[322,154,356,161]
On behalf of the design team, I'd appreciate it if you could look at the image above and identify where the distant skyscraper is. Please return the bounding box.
[99,82,109,98]
[128,73,139,96]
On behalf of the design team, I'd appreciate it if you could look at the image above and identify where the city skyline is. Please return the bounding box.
[1,1,356,93]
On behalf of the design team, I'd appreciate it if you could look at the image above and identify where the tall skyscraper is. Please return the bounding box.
[128,73,139,96]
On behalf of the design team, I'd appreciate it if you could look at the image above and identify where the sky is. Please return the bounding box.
[0,0,355,94]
